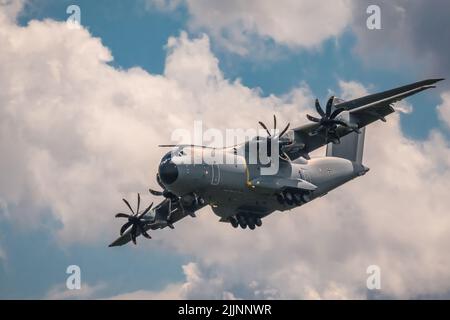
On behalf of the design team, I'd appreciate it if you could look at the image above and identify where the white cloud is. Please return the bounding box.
[110,284,183,300]
[0,0,26,23]
[350,1,450,79]
[147,0,450,84]
[338,80,368,98]
[2,6,450,300]
[148,0,353,55]
[109,262,238,300]
[437,91,450,129]
[46,282,105,300]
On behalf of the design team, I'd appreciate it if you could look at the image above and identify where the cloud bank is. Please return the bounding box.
[148,0,353,55]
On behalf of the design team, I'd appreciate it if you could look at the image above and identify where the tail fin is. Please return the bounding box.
[326,128,366,164]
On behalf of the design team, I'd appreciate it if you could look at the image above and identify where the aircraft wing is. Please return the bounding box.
[109,198,206,247]
[286,78,444,160]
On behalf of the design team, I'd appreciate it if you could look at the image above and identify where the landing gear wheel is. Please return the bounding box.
[293,193,303,205]
[276,193,285,205]
[197,197,205,206]
[237,215,247,229]
[301,193,311,203]
[230,217,239,228]
[247,217,256,230]
[255,217,262,227]
[284,191,294,205]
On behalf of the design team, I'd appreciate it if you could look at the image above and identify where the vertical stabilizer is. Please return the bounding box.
[326,128,366,164]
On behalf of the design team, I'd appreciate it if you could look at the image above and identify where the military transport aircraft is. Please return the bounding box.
[109,78,444,247]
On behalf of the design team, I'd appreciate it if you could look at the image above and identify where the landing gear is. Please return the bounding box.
[237,215,247,229]
[230,213,263,230]
[301,193,311,203]
[276,193,285,205]
[293,193,303,205]
[180,194,205,216]
[284,191,294,205]
[230,217,239,228]
[247,217,256,230]
[276,190,311,206]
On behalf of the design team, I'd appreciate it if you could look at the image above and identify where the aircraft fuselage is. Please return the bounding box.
[158,146,369,222]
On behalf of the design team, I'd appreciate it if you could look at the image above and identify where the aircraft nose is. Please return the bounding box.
[158,159,179,185]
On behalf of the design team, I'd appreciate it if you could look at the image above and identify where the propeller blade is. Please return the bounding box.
[306,114,321,123]
[279,123,290,138]
[140,202,153,217]
[273,115,277,131]
[141,230,152,239]
[120,221,133,236]
[149,188,164,196]
[311,126,324,136]
[330,107,345,119]
[136,193,141,216]
[315,99,325,117]
[137,223,152,239]
[130,225,137,245]
[324,127,330,140]
[115,213,131,219]
[326,96,335,117]
[122,198,135,214]
[258,121,271,137]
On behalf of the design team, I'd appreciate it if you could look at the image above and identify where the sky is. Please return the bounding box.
[1,0,450,299]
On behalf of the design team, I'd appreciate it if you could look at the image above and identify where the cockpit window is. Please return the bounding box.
[161,152,172,162]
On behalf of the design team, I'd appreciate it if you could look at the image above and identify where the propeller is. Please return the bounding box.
[115,193,153,245]
[306,96,359,143]
[258,115,291,159]
[149,173,180,224]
